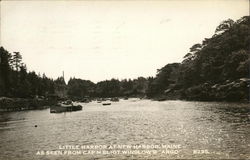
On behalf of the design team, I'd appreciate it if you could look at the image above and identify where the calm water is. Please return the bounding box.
[0,99,249,160]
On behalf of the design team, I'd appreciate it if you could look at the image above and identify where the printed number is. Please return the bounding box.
[193,149,209,154]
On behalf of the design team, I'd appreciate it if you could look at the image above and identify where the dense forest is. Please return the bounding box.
[0,48,55,98]
[0,16,249,102]
[147,16,250,101]
[67,77,149,100]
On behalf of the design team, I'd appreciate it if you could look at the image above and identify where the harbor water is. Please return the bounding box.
[0,99,249,159]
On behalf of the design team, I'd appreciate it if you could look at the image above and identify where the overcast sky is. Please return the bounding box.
[1,0,249,83]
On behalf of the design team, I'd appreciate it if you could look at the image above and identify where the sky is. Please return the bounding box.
[0,0,249,83]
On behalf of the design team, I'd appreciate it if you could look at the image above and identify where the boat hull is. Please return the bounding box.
[50,105,82,113]
[102,103,111,106]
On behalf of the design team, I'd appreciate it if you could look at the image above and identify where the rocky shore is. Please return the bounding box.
[160,78,250,102]
[0,97,54,112]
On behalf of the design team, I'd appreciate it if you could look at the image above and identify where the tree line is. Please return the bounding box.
[0,16,249,101]
[0,47,149,99]
[67,77,150,100]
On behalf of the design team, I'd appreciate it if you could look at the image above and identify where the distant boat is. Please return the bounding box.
[80,97,91,103]
[102,103,111,106]
[157,97,167,101]
[111,97,119,102]
[101,98,107,101]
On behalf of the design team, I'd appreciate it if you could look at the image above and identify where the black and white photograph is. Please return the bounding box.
[0,0,249,159]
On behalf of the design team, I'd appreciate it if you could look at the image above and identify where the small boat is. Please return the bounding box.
[101,98,107,101]
[111,97,119,102]
[157,97,167,101]
[102,103,111,106]
[50,101,82,113]
[80,98,91,103]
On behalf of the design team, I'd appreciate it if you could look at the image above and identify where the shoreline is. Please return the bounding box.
[0,95,248,113]
[0,97,54,112]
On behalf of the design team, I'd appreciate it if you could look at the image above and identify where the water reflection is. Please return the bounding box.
[0,99,249,159]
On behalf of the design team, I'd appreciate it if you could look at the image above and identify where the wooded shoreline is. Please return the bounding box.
[0,77,249,112]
